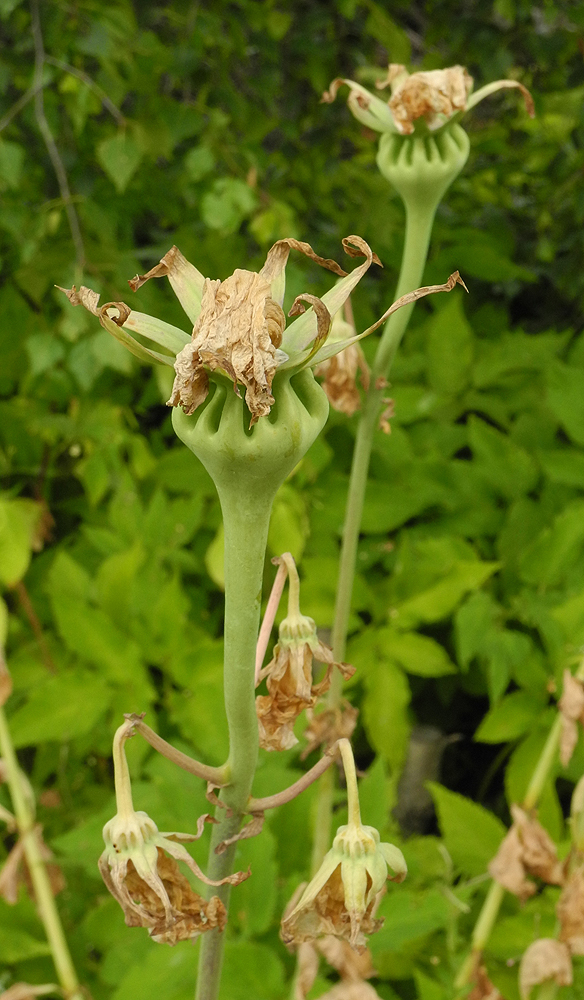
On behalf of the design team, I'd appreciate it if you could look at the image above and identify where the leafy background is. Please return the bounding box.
[1,0,584,997]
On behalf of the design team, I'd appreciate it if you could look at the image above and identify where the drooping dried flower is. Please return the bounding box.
[281,741,406,952]
[301,702,359,760]
[489,805,563,902]
[322,65,534,136]
[559,669,584,767]
[99,720,248,943]
[519,938,572,999]
[256,555,354,751]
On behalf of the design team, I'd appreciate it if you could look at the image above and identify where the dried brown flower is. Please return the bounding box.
[383,65,473,135]
[489,805,563,902]
[519,939,572,999]
[315,342,370,417]
[559,669,584,767]
[558,867,584,955]
[301,702,359,760]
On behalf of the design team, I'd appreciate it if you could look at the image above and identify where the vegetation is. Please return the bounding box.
[1,2,584,999]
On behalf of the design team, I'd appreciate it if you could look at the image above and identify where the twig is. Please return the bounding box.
[15,581,56,674]
[254,556,288,685]
[247,742,340,812]
[30,0,85,272]
[124,714,229,787]
[44,56,126,125]
[0,83,43,133]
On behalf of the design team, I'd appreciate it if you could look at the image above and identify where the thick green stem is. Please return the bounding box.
[330,198,435,674]
[194,489,272,1000]
[0,706,84,1000]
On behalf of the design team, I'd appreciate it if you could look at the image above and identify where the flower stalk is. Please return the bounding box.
[0,703,84,1000]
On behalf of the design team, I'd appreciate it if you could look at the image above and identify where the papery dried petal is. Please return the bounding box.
[519,939,572,999]
[558,868,584,955]
[387,66,473,134]
[316,982,381,1000]
[56,283,100,315]
[122,849,227,944]
[301,702,359,760]
[511,805,564,886]
[489,826,536,902]
[318,935,376,981]
[295,941,320,1000]
[316,343,369,417]
[559,671,584,766]
[281,863,382,953]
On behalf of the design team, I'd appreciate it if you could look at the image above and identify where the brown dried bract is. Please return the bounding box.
[519,939,572,999]
[559,670,584,767]
[489,805,563,902]
[301,702,359,760]
[315,343,370,417]
[120,849,227,944]
[558,867,584,955]
[256,634,354,752]
[467,966,502,1000]
[385,65,473,134]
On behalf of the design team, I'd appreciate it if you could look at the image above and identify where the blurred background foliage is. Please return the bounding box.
[1,0,584,997]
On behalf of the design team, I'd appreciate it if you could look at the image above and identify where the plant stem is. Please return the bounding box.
[194,488,272,1000]
[126,715,228,786]
[311,198,436,872]
[0,706,84,1000]
[331,197,435,673]
[338,738,361,825]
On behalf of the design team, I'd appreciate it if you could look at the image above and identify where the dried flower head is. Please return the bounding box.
[559,669,584,767]
[301,701,359,760]
[489,805,564,902]
[322,65,534,136]
[256,554,355,751]
[558,867,584,955]
[99,720,248,943]
[519,939,572,999]
[281,741,406,952]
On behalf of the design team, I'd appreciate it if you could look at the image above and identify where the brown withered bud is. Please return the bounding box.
[519,939,572,999]
[489,805,563,902]
[559,669,584,767]
[256,555,354,751]
[558,867,584,955]
[301,702,359,760]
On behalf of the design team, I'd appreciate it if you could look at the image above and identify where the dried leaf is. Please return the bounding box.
[467,966,502,1000]
[558,868,584,955]
[489,806,563,901]
[259,238,347,282]
[519,939,572,999]
[56,284,100,315]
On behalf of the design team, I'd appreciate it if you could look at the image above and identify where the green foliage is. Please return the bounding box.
[1,1,584,998]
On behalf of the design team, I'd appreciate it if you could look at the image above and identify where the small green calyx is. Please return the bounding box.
[172,368,328,504]
[376,124,470,213]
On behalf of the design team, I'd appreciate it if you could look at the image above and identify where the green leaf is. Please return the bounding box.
[0,495,42,587]
[468,415,538,500]
[384,629,457,677]
[7,670,111,747]
[0,138,25,188]
[475,691,546,743]
[519,500,584,589]
[109,938,198,1000]
[392,559,500,630]
[546,360,584,446]
[455,591,498,670]
[428,782,507,876]
[414,969,449,1000]
[370,887,451,951]
[425,295,473,396]
[268,484,308,562]
[231,826,277,936]
[201,178,257,233]
[183,144,215,181]
[220,941,285,1000]
[96,131,143,193]
[0,926,52,962]
[363,658,411,769]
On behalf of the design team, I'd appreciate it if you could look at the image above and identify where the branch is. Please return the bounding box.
[30,0,85,272]
[44,56,125,125]
[0,83,44,133]
[247,742,341,812]
[124,714,229,787]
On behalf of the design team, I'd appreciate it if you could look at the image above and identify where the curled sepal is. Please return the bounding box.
[128,245,206,324]
[321,78,397,134]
